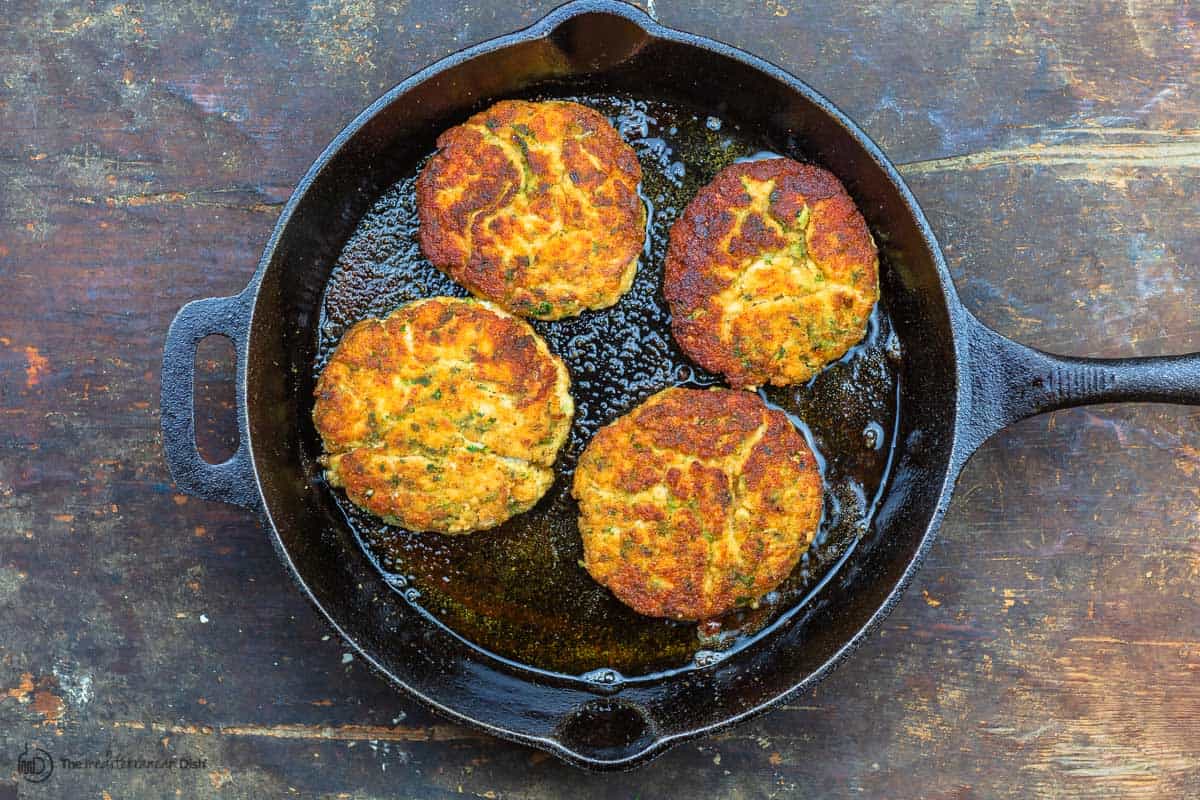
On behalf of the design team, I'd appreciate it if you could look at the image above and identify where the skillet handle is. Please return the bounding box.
[955,307,1200,470]
[160,291,259,509]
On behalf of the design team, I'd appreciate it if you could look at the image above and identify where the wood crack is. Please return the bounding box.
[109,719,483,743]
[899,139,1200,175]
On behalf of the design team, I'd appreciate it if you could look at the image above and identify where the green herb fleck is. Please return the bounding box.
[730,570,755,588]
[796,205,810,230]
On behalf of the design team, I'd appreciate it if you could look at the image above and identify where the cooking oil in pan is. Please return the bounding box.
[315,93,902,679]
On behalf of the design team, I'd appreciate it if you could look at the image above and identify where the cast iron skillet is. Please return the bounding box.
[161,0,1200,770]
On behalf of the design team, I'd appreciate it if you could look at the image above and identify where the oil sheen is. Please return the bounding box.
[315,93,903,678]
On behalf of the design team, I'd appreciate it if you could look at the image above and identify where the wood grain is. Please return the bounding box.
[0,0,1196,797]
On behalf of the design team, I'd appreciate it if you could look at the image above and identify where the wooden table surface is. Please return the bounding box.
[1,1,1198,797]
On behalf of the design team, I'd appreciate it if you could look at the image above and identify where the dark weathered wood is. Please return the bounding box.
[0,0,1197,797]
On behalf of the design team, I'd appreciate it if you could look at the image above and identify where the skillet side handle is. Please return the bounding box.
[550,699,669,771]
[160,292,260,509]
[955,308,1200,470]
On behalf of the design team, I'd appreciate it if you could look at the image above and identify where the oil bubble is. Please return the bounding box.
[581,667,624,685]
[692,649,728,667]
[863,420,885,451]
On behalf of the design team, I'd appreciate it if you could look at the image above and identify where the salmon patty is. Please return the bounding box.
[664,157,879,388]
[417,100,645,320]
[313,297,573,533]
[572,387,823,620]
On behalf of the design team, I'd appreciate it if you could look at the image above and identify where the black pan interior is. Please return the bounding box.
[245,8,960,751]
[315,90,903,678]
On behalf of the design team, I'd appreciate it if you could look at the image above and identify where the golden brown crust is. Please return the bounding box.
[571,387,823,620]
[313,297,573,533]
[664,158,879,388]
[416,100,645,320]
